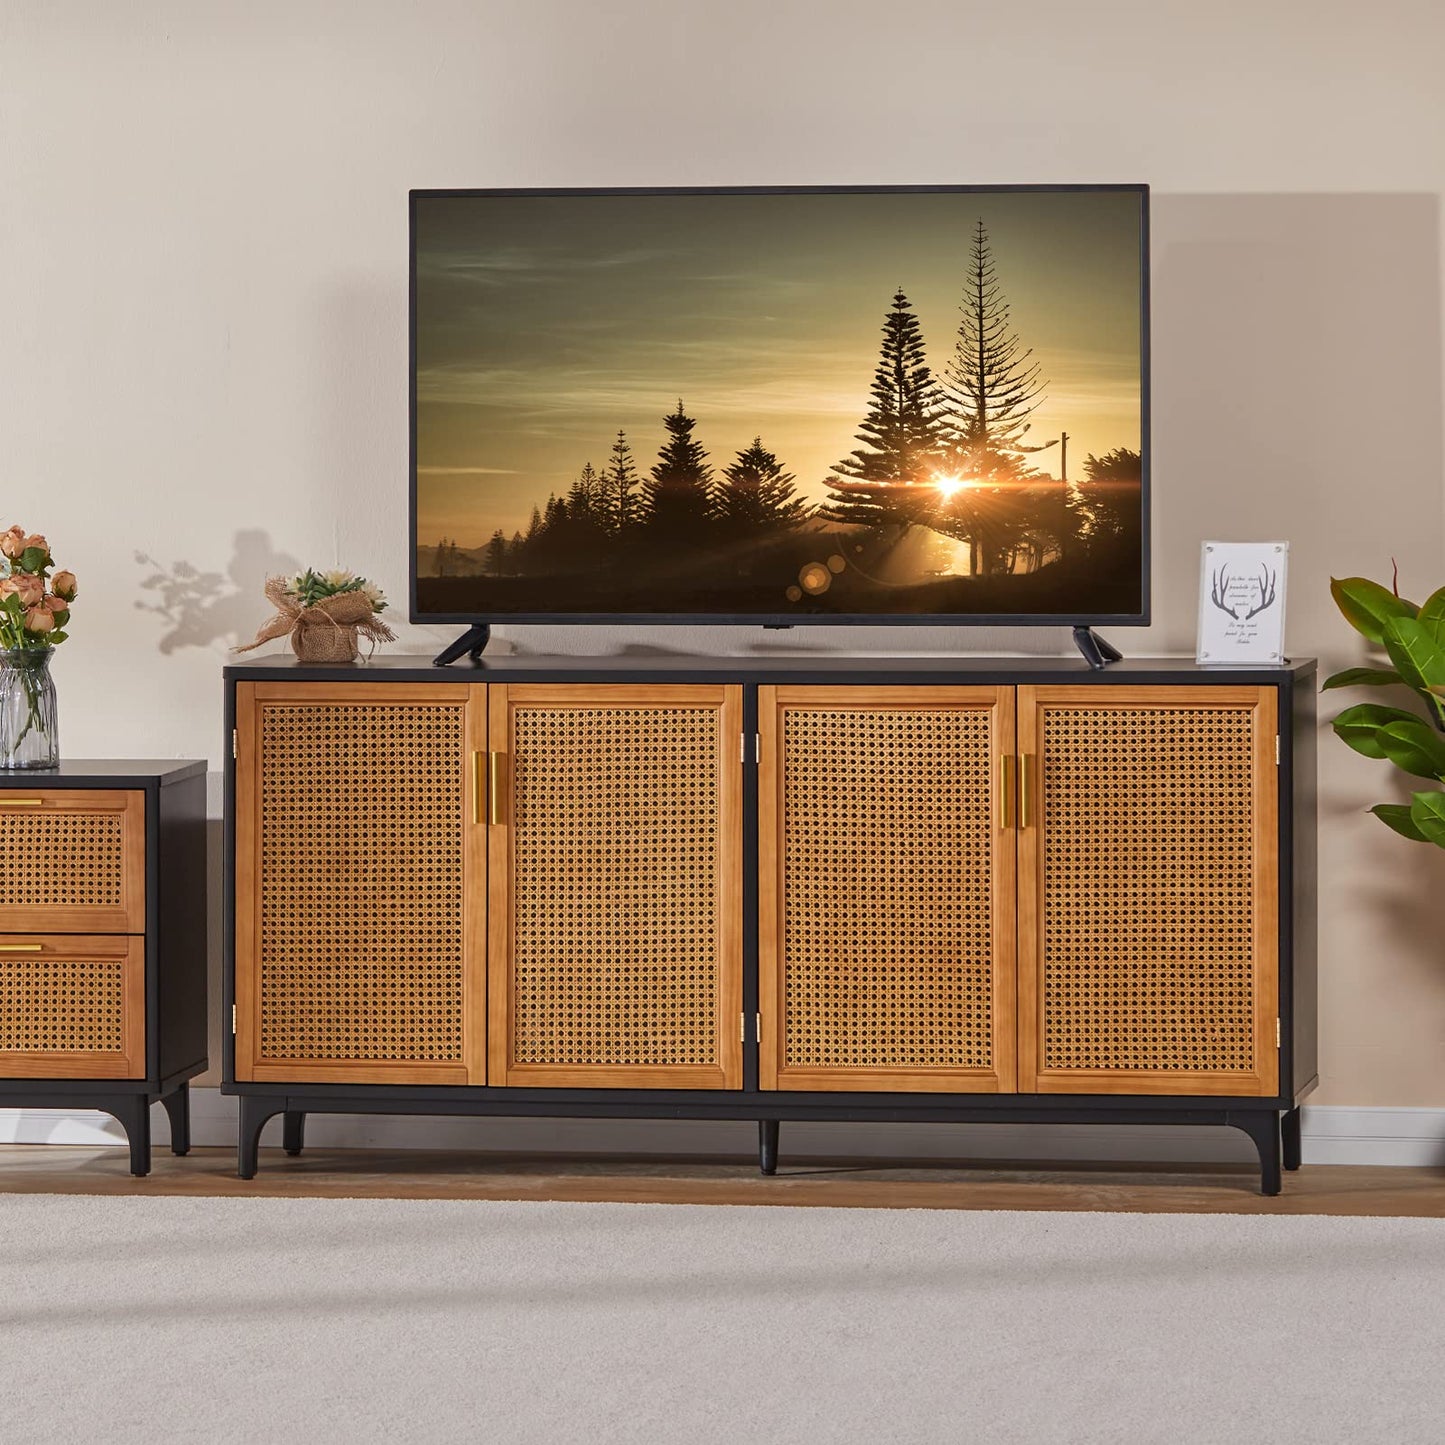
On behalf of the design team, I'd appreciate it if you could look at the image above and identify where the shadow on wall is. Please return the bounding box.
[1150,192,1444,654]
[135,530,301,653]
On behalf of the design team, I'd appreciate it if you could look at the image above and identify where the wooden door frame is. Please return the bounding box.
[487,683,744,1090]
[1016,684,1279,1097]
[758,684,1018,1094]
[233,680,486,1085]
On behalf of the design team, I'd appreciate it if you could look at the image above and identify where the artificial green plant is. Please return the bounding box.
[1329,574,1445,845]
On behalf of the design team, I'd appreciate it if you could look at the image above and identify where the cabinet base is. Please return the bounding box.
[3,1078,195,1176]
[229,1089,1294,1195]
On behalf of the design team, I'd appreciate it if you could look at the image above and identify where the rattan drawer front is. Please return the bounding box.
[0,935,145,1078]
[488,685,743,1089]
[234,683,486,1085]
[759,686,1017,1093]
[1018,686,1279,1097]
[0,791,145,934]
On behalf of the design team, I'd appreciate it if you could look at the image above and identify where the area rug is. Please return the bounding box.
[2,1195,1442,1443]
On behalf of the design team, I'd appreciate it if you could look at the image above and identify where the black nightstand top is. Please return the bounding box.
[0,760,206,787]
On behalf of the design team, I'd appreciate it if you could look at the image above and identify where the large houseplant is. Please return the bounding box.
[1328,573,1445,843]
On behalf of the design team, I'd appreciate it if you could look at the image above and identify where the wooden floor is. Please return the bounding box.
[1,1145,1443,1214]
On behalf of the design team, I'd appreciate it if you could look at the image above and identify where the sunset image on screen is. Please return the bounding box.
[413,188,1144,618]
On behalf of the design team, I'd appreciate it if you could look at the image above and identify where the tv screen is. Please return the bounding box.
[411,185,1148,626]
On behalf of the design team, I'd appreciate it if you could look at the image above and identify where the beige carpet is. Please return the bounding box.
[2,1195,1442,1444]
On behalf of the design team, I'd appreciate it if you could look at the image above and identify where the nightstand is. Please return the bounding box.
[0,761,207,1175]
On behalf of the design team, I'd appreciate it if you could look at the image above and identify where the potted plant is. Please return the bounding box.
[238,568,394,664]
[1328,573,1445,841]
[0,525,76,769]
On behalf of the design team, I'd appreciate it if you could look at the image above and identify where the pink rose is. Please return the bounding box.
[0,527,24,560]
[24,606,54,633]
[43,594,67,614]
[50,570,77,601]
[10,574,44,607]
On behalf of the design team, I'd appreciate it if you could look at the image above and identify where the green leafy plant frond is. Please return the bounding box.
[1329,571,1445,848]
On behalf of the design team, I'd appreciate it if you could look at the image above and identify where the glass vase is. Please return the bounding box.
[0,647,59,769]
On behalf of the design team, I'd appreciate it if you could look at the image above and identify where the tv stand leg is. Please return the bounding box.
[432,623,491,667]
[1072,626,1123,670]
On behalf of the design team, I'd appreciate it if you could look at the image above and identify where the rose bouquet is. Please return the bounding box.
[238,568,395,664]
[0,525,77,767]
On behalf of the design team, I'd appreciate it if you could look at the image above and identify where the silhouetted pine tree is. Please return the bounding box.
[941,219,1050,477]
[641,401,715,545]
[929,220,1061,574]
[484,529,508,575]
[601,430,642,536]
[717,438,810,535]
[820,290,946,527]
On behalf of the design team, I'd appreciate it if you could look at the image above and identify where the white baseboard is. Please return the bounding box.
[3,1095,1443,1168]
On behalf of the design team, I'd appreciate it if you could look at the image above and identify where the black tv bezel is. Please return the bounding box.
[408,183,1151,630]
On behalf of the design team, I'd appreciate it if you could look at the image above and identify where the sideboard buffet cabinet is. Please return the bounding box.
[223,655,1316,1192]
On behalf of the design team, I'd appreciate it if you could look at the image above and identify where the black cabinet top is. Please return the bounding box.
[0,760,206,786]
[225,651,1317,685]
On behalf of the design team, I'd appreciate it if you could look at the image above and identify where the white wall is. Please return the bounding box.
[2,0,1443,1105]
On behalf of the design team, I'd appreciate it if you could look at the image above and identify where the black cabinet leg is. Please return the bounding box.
[1281,1106,1302,1171]
[161,1083,191,1156]
[109,1095,152,1178]
[283,1111,306,1157]
[1229,1111,1282,1196]
[759,1120,779,1176]
[238,1097,282,1180]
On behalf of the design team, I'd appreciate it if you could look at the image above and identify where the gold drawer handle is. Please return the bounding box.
[1019,753,1036,828]
[470,751,484,825]
[0,798,43,807]
[997,754,1014,830]
[0,943,43,952]
[488,752,508,827]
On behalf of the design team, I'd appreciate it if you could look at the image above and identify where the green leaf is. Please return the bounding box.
[1332,702,1424,759]
[1417,587,1445,647]
[45,629,66,644]
[0,593,22,617]
[49,609,69,629]
[1375,717,1445,779]
[17,546,48,573]
[1321,667,1405,690]
[1408,790,1445,846]
[1331,576,1418,642]
[1371,803,1429,841]
[1381,615,1445,697]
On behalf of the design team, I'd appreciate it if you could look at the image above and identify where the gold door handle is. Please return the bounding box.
[0,798,43,807]
[471,751,485,825]
[488,752,508,827]
[1019,753,1036,828]
[0,943,42,952]
[997,754,1014,830]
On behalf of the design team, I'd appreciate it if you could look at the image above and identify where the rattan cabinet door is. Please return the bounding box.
[0,791,145,934]
[234,683,487,1085]
[1018,686,1279,1096]
[487,685,743,1089]
[0,935,145,1078]
[759,686,1017,1093]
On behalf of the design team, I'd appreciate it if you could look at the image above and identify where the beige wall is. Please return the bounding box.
[2,1,1442,1104]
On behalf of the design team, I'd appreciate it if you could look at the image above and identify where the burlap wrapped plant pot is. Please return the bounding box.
[237,576,395,664]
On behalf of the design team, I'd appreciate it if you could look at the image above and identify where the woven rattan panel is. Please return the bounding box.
[258,703,464,1063]
[511,707,720,1067]
[782,707,994,1071]
[1041,706,1257,1073]
[0,956,125,1054]
[0,813,123,908]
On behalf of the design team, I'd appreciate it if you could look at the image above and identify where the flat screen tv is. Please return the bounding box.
[411,185,1148,631]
